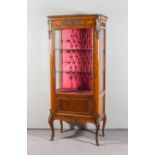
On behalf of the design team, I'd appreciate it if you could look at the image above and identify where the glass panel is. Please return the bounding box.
[55,30,62,49]
[99,30,104,92]
[55,29,93,93]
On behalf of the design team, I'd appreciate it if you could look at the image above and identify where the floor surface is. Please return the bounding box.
[27,129,128,155]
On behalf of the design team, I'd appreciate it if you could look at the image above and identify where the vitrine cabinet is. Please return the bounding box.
[48,14,108,146]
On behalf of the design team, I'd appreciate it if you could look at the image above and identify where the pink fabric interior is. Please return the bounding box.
[61,28,92,91]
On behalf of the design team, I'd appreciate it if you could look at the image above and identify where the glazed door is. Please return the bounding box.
[54,28,94,94]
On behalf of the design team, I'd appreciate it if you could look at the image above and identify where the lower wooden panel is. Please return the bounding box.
[54,113,96,123]
[56,98,91,114]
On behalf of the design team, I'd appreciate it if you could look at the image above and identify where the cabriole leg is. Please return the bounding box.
[95,123,100,146]
[49,118,54,141]
[102,115,107,136]
[48,111,55,141]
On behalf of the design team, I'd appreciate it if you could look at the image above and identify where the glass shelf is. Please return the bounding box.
[54,49,92,53]
[55,71,92,74]
[56,88,93,95]
[55,49,92,50]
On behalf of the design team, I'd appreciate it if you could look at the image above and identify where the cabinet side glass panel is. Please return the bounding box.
[55,30,62,89]
[55,29,93,93]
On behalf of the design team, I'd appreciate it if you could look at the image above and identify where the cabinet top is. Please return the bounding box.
[48,14,108,21]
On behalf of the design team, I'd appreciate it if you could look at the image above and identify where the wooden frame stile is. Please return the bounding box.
[49,24,55,140]
[47,14,108,146]
[93,27,100,146]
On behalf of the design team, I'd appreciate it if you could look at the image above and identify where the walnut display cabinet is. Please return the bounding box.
[47,14,108,146]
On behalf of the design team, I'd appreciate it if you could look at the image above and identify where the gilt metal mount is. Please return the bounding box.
[48,109,53,124]
[96,17,106,39]
[63,20,84,25]
[48,20,52,39]
[96,115,102,125]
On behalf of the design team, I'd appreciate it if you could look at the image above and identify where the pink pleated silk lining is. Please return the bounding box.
[60,28,92,92]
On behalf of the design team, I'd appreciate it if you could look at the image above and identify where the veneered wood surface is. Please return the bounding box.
[48,14,107,145]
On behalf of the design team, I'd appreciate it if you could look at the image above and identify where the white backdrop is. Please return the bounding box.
[27,0,128,129]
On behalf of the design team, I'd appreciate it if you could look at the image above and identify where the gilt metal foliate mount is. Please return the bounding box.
[48,20,52,39]
[48,109,53,124]
[96,17,106,39]
[96,115,102,125]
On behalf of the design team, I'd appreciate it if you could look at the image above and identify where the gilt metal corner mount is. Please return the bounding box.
[48,20,52,39]
[96,17,106,39]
